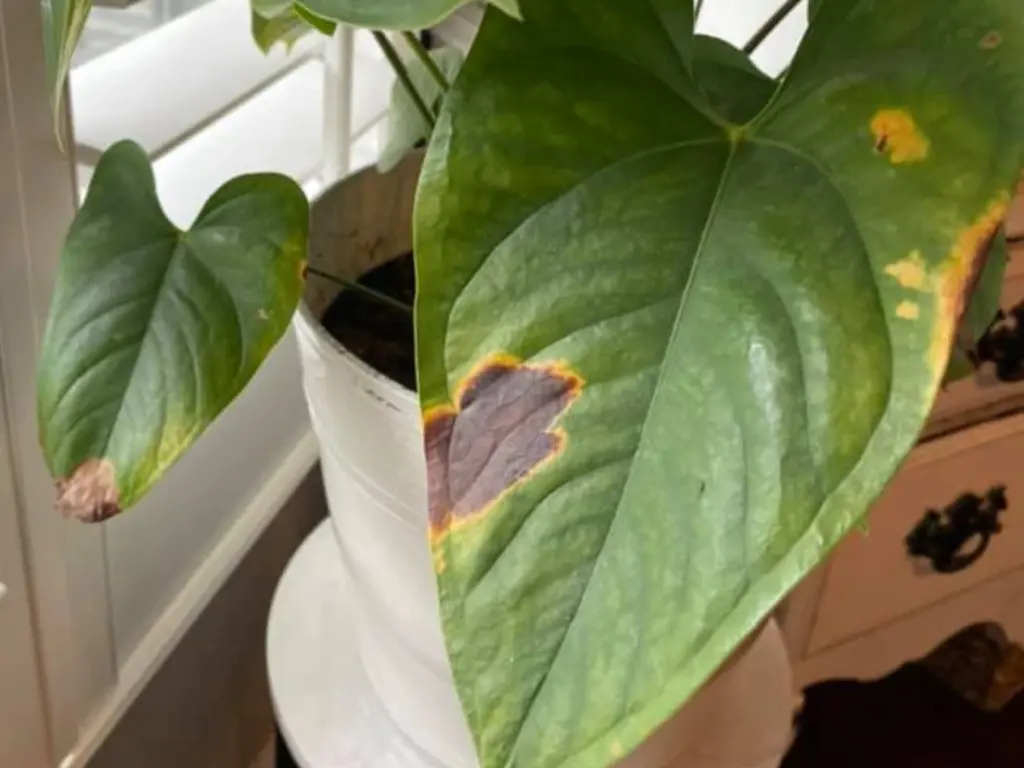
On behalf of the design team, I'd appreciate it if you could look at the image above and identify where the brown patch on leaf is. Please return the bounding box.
[299,260,308,281]
[424,355,583,543]
[981,31,1003,49]
[56,458,121,523]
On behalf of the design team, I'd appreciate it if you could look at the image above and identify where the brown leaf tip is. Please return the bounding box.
[56,458,121,523]
[424,355,583,543]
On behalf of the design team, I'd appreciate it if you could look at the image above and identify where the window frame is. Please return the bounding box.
[0,0,117,762]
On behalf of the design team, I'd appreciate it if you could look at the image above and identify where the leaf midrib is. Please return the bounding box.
[506,117,900,766]
[505,134,741,767]
[99,233,186,484]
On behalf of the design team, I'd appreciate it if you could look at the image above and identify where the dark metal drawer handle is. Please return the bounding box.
[905,486,1008,574]
[971,302,1024,383]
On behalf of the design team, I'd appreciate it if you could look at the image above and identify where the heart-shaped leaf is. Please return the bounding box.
[379,46,464,173]
[37,141,308,522]
[413,1,1024,766]
[299,0,518,31]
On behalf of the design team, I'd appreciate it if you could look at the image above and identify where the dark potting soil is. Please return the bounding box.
[320,252,417,390]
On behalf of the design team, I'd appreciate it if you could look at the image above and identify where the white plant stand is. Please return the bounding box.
[268,519,458,768]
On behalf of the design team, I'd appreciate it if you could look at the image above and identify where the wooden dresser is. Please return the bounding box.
[780,188,1024,689]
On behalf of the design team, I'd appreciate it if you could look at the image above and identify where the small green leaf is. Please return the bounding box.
[294,3,338,35]
[378,46,464,173]
[41,0,91,139]
[37,141,308,522]
[251,0,335,53]
[251,9,304,53]
[413,0,1024,766]
[297,0,515,31]
[251,0,292,16]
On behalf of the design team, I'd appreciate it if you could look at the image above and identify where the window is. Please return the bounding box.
[69,0,395,223]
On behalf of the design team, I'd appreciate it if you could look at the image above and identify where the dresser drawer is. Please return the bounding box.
[926,243,1024,437]
[807,414,1024,654]
[796,564,1024,687]
[1007,182,1024,239]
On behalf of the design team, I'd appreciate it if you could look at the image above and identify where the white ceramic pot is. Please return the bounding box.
[297,154,477,768]
[293,155,795,768]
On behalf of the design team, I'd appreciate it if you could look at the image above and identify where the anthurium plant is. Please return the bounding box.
[36,0,1024,766]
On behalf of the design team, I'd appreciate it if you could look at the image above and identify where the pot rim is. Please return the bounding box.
[295,297,420,410]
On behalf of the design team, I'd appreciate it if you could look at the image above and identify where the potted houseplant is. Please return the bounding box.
[35,0,1024,766]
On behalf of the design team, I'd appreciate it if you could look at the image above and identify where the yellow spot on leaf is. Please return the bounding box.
[432,545,448,575]
[611,741,624,759]
[871,109,930,164]
[929,193,1010,378]
[896,301,920,320]
[884,251,928,291]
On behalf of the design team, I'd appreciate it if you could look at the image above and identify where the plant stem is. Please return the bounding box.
[694,0,705,21]
[401,31,450,93]
[307,265,413,314]
[743,0,802,55]
[372,31,436,130]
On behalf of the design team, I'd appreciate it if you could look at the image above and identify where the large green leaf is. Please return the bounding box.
[299,0,518,31]
[413,1,1024,766]
[37,141,308,522]
[378,46,464,173]
[41,0,91,137]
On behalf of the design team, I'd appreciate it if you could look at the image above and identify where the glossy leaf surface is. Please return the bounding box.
[37,141,308,522]
[413,1,1024,766]
[379,46,464,172]
[299,0,518,31]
